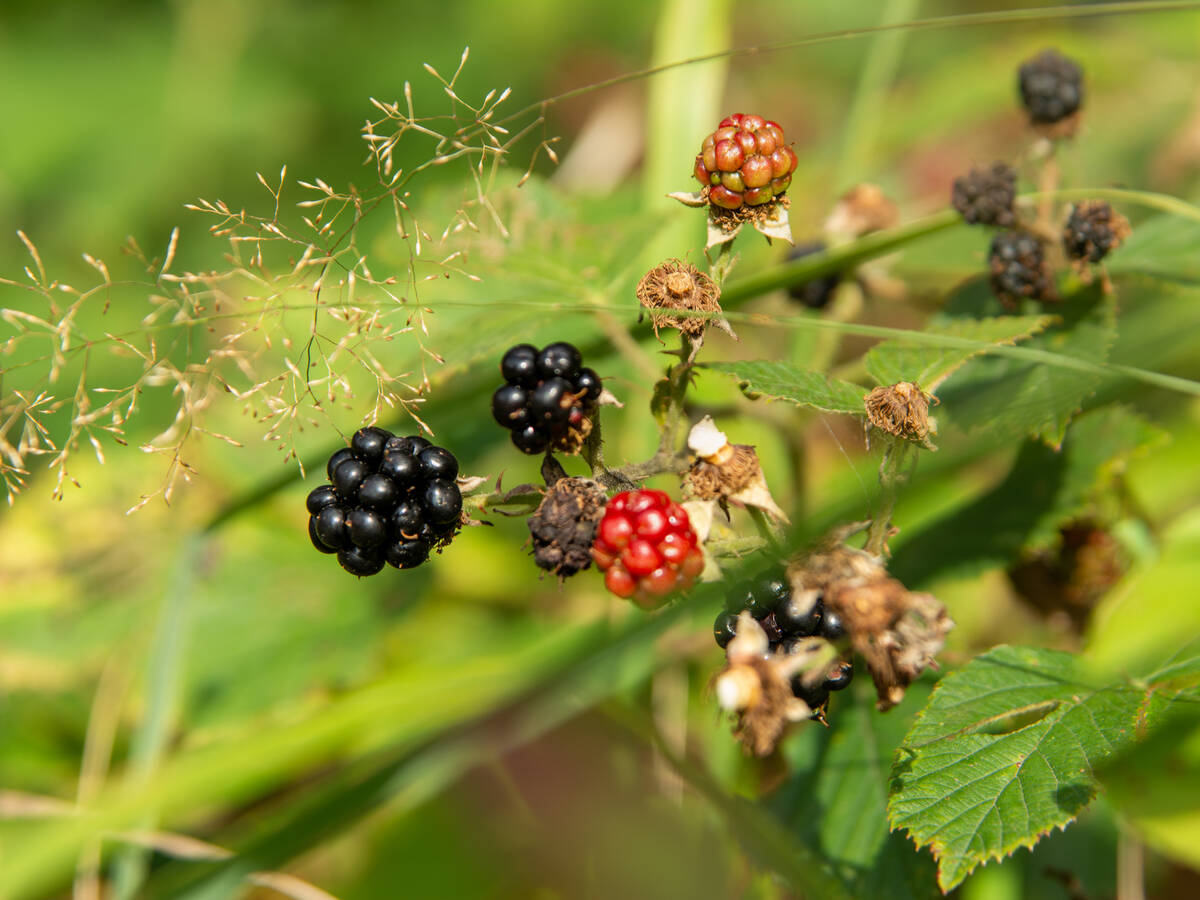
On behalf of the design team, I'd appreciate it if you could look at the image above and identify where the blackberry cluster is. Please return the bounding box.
[988,229,1056,306]
[307,427,463,576]
[491,342,601,455]
[714,571,853,714]
[1063,201,1126,263]
[786,241,841,309]
[693,113,798,211]
[951,162,1017,227]
[1018,49,1083,126]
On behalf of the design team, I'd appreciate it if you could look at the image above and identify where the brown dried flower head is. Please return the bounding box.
[636,259,731,341]
[527,477,606,579]
[787,538,953,711]
[824,182,900,239]
[683,417,788,522]
[865,382,936,448]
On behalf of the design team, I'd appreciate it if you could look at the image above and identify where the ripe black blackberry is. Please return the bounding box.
[785,241,841,310]
[1062,201,1130,264]
[988,229,1057,307]
[717,568,853,716]
[951,163,1017,227]
[491,342,602,454]
[306,427,463,576]
[1018,49,1083,128]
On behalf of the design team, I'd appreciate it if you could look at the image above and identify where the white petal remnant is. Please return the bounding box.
[687,416,728,459]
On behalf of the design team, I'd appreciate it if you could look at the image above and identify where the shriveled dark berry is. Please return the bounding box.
[385,538,430,569]
[714,610,739,648]
[786,241,841,309]
[825,660,854,691]
[423,479,463,525]
[528,477,605,579]
[357,474,398,510]
[314,506,349,550]
[491,385,528,428]
[350,426,391,466]
[326,447,354,481]
[820,609,846,641]
[419,446,459,481]
[989,229,1056,306]
[391,500,424,537]
[378,450,419,487]
[306,484,339,515]
[338,545,385,577]
[530,377,573,425]
[346,508,388,549]
[776,592,822,637]
[1018,49,1083,126]
[761,612,784,643]
[501,343,539,386]
[952,162,1017,227]
[575,367,602,401]
[331,457,368,500]
[1063,201,1129,263]
[537,342,582,379]
[309,516,337,554]
[512,425,550,455]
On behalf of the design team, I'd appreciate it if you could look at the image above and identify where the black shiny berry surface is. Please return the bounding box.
[492,342,602,455]
[714,610,739,649]
[305,427,463,576]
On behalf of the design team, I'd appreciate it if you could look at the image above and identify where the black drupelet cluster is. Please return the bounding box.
[713,571,853,714]
[307,427,463,576]
[786,241,841,310]
[1063,201,1126,263]
[951,162,1017,227]
[1018,49,1083,126]
[988,229,1056,307]
[491,342,602,455]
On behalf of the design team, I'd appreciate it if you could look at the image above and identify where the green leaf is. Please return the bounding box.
[705,360,867,415]
[890,405,1163,586]
[864,314,1052,391]
[888,645,1200,893]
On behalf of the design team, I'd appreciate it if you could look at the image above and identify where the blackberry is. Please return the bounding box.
[951,162,1017,227]
[307,426,463,576]
[820,610,846,641]
[714,610,739,649]
[1062,201,1130,263]
[988,229,1057,307]
[693,113,798,211]
[1018,49,1083,127]
[492,342,601,455]
[785,242,841,310]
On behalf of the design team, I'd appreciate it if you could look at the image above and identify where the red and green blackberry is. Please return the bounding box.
[591,489,704,609]
[693,113,798,211]
[1062,200,1130,263]
[307,426,463,576]
[785,241,841,309]
[988,229,1057,307]
[951,162,1017,227]
[715,568,853,716]
[1018,49,1083,127]
[492,342,602,455]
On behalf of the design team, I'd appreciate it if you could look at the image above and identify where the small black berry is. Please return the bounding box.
[314,506,349,550]
[501,344,539,386]
[776,592,822,637]
[407,436,433,454]
[529,377,573,425]
[492,385,529,428]
[419,446,459,481]
[825,660,854,692]
[1018,49,1083,126]
[326,447,354,481]
[423,479,463,525]
[350,426,390,466]
[791,675,830,711]
[989,229,1057,306]
[331,457,368,500]
[820,609,846,641]
[308,516,337,553]
[951,162,1017,227]
[1063,201,1129,263]
[537,342,582,379]
[391,500,424,536]
[346,508,388,549]
[786,241,841,310]
[338,545,385,577]
[512,425,549,455]
[746,580,781,620]
[385,537,430,569]
[575,368,602,401]
[306,484,340,516]
[357,474,398,510]
[378,450,419,487]
[384,435,410,454]
[714,610,739,648]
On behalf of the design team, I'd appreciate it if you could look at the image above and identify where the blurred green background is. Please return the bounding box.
[3,1,1200,898]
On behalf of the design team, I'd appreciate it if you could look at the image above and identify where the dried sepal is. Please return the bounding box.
[683,417,789,523]
[635,259,734,343]
[787,540,953,711]
[702,197,794,250]
[864,382,937,450]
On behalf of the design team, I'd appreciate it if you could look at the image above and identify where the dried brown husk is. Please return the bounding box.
[635,259,733,341]
[527,477,606,579]
[864,381,936,448]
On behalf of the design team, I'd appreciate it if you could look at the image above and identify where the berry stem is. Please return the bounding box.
[865,439,914,556]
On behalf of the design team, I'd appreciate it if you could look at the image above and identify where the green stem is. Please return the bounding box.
[865,440,913,556]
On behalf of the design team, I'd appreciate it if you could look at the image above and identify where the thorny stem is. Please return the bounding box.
[865,439,913,556]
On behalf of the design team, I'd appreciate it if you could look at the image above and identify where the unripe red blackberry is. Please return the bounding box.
[1018,49,1083,127]
[951,162,1017,227]
[693,113,798,211]
[786,241,841,309]
[988,229,1057,307]
[307,426,463,576]
[492,342,601,455]
[591,489,704,609]
[1062,201,1130,263]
